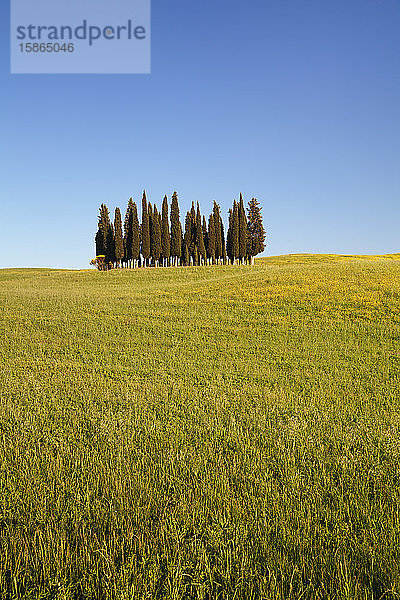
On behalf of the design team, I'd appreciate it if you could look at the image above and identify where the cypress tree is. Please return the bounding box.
[114,207,124,268]
[178,221,183,266]
[141,191,150,266]
[170,192,182,266]
[95,203,112,268]
[95,228,104,259]
[196,203,206,264]
[213,202,222,262]
[123,198,134,267]
[184,211,193,264]
[232,200,239,264]
[187,202,196,257]
[148,203,154,264]
[226,208,233,264]
[194,245,199,266]
[95,228,103,262]
[221,219,227,265]
[238,193,247,264]
[95,203,110,256]
[208,214,216,264]
[152,206,162,265]
[161,195,171,266]
[247,197,266,264]
[106,223,115,268]
[132,202,140,267]
[183,241,189,266]
[202,216,208,263]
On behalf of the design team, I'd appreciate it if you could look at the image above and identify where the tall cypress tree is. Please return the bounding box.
[123,198,134,267]
[95,228,103,262]
[247,197,266,264]
[232,200,239,264]
[226,208,233,264]
[170,192,182,266]
[196,203,206,264]
[95,204,110,256]
[213,202,222,262]
[188,202,196,256]
[238,193,247,264]
[114,207,124,267]
[202,216,208,262]
[221,218,226,265]
[208,213,216,264]
[184,211,193,264]
[161,195,171,266]
[132,202,140,267]
[151,206,162,265]
[106,222,115,267]
[182,240,189,266]
[141,191,150,267]
[95,204,111,268]
[178,221,183,265]
[148,203,154,264]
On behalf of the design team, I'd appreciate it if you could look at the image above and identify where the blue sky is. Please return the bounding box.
[0,0,399,268]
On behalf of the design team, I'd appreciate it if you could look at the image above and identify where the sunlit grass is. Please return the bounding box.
[0,254,399,599]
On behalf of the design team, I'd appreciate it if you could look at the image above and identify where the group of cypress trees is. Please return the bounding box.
[93,191,265,270]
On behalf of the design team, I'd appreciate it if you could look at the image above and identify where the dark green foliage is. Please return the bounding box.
[213,202,222,260]
[123,198,134,266]
[189,203,197,256]
[161,196,171,263]
[105,223,115,266]
[178,222,183,264]
[148,203,154,261]
[170,192,182,261]
[123,199,140,266]
[233,200,240,261]
[184,212,193,262]
[95,204,110,257]
[141,191,150,263]
[95,229,104,257]
[238,194,247,261]
[94,192,264,270]
[221,222,227,264]
[132,203,140,262]
[152,206,162,263]
[183,241,189,266]
[226,208,233,263]
[202,216,208,259]
[95,203,116,268]
[213,201,226,262]
[247,197,266,258]
[196,203,206,262]
[208,214,216,263]
[114,208,124,266]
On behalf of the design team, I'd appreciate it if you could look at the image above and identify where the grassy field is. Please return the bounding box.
[1,254,399,599]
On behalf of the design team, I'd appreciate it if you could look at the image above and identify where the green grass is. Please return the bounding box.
[1,254,399,599]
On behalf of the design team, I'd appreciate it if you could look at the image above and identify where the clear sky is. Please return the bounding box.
[0,0,399,269]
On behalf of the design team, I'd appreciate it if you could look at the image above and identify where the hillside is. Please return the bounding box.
[0,255,399,599]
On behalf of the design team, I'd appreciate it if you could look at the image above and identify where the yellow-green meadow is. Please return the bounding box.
[1,254,399,599]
